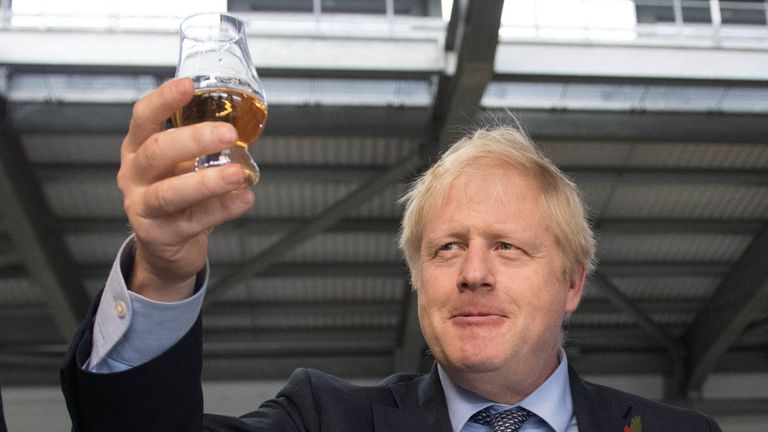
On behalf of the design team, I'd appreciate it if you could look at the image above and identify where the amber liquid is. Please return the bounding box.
[173,86,267,184]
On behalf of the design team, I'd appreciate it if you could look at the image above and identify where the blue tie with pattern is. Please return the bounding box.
[469,406,531,432]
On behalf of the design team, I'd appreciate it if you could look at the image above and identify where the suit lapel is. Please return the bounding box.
[373,365,453,432]
[569,366,633,432]
[373,364,636,432]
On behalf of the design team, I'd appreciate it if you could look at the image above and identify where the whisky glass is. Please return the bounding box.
[173,12,267,186]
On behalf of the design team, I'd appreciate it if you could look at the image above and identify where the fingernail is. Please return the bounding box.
[216,124,237,145]
[223,164,245,186]
[238,189,254,207]
[231,188,254,211]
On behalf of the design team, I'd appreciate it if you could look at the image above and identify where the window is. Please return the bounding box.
[634,0,711,24]
[634,0,768,25]
[227,0,442,16]
[720,0,768,25]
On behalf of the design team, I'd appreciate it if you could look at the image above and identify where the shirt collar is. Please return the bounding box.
[438,348,573,432]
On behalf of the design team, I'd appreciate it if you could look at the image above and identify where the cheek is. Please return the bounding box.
[416,294,438,348]
[509,276,570,320]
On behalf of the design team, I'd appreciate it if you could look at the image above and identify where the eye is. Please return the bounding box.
[497,241,519,251]
[438,242,460,252]
[432,241,462,258]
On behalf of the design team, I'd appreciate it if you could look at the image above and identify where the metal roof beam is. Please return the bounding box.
[484,110,768,143]
[428,0,503,158]
[589,272,687,399]
[0,24,444,73]
[204,151,423,305]
[684,223,768,396]
[0,97,89,340]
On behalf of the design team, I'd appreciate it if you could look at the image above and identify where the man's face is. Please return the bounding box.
[417,161,585,385]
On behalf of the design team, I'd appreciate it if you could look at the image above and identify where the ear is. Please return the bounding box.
[564,264,587,314]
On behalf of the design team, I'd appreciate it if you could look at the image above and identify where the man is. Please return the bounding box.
[61,78,722,431]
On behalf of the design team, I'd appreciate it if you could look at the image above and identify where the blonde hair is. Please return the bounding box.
[398,126,596,289]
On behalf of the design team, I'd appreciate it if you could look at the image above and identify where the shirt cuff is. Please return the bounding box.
[86,235,208,373]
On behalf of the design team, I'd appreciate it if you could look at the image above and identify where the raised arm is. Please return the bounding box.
[119,77,254,301]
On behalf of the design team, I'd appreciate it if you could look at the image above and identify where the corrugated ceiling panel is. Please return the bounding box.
[570,311,696,327]
[585,275,721,300]
[484,82,768,113]
[571,180,616,217]
[640,86,723,111]
[10,73,155,103]
[597,232,752,262]
[202,314,252,330]
[247,182,358,217]
[285,233,401,262]
[209,232,403,264]
[24,134,421,166]
[24,134,122,163]
[602,183,768,219]
[207,232,282,262]
[43,172,402,219]
[43,181,123,217]
[542,141,635,167]
[265,78,432,107]
[214,276,403,302]
[560,83,646,110]
[257,136,420,166]
[0,279,43,304]
[721,87,768,112]
[246,312,398,330]
[543,141,768,169]
[351,183,409,218]
[625,143,768,169]
[204,311,398,330]
[483,81,565,110]
[66,233,131,263]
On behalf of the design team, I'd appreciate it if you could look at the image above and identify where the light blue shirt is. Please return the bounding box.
[87,236,206,373]
[88,237,577,432]
[439,352,578,432]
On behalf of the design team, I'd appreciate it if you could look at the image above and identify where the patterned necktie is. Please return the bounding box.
[469,406,531,432]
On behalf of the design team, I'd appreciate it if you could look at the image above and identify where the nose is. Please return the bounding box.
[457,244,495,291]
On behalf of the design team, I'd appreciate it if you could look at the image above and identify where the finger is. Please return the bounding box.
[170,187,255,238]
[141,163,247,218]
[124,78,194,154]
[133,122,237,182]
[138,187,254,243]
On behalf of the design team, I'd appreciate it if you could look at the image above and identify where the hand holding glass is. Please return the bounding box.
[173,13,267,186]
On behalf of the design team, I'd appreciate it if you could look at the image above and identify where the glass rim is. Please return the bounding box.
[179,12,246,44]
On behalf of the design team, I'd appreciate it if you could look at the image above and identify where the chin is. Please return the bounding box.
[442,347,507,374]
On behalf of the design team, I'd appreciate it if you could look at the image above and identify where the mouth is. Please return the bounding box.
[450,310,507,326]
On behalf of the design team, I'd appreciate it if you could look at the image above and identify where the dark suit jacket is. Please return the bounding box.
[61,296,722,432]
[0,381,7,432]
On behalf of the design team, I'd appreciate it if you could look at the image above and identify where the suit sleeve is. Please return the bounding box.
[61,293,318,432]
[61,291,206,432]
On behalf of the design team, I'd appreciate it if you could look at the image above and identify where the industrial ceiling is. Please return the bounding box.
[0,0,767,417]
